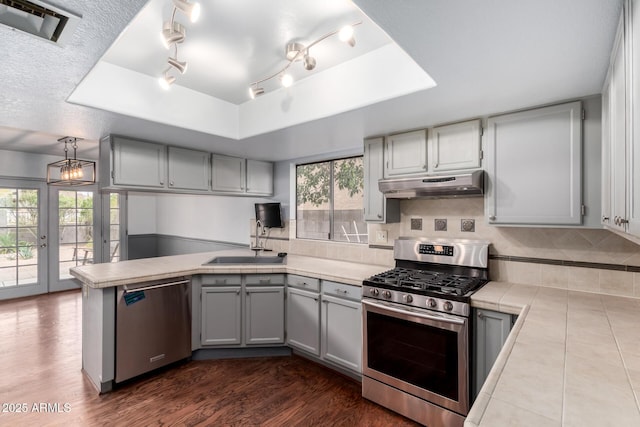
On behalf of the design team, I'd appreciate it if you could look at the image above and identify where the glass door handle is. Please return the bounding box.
[40,243,47,248]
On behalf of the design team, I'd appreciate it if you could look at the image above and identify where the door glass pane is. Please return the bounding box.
[59,191,94,279]
[108,193,121,263]
[0,188,39,289]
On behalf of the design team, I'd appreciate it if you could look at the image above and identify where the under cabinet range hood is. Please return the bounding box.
[379,170,484,199]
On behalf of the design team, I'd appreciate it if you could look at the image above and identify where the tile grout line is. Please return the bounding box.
[602,298,640,417]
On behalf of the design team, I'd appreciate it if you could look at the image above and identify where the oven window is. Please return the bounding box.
[367,311,459,401]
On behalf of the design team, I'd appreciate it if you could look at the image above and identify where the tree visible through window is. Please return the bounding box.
[296,157,367,243]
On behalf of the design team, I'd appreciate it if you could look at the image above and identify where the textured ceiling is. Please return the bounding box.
[0,0,625,163]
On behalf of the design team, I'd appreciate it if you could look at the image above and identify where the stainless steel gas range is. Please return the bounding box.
[362,237,490,427]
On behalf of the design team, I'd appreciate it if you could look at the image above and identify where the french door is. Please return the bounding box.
[0,180,48,300]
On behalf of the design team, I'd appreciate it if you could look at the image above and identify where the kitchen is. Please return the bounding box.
[1,0,639,426]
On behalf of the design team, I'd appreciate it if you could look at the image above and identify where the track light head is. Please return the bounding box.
[158,72,176,90]
[249,85,265,99]
[161,21,185,48]
[303,53,316,71]
[172,0,201,23]
[338,25,356,47]
[168,57,188,74]
[280,73,294,88]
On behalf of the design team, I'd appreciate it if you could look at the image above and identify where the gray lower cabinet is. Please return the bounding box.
[321,293,362,372]
[200,274,285,347]
[245,286,284,345]
[201,286,242,346]
[473,308,514,399]
[286,286,321,355]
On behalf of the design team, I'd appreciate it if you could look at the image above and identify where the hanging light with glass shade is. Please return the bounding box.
[46,137,96,186]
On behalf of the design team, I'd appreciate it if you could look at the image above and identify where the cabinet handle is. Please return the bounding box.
[314,298,318,302]
[169,181,174,186]
[302,282,308,286]
[489,215,496,221]
[336,289,348,294]
[377,214,382,219]
[620,218,629,225]
[477,311,484,319]
[159,181,164,185]
[602,216,610,222]
[236,290,240,295]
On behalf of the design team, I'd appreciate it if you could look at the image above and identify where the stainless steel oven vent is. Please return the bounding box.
[0,0,81,45]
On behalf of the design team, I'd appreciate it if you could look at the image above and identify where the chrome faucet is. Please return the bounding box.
[251,219,264,254]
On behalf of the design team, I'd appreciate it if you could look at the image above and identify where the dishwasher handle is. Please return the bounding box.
[123,279,189,293]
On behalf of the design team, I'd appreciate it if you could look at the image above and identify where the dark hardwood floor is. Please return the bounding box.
[0,290,418,426]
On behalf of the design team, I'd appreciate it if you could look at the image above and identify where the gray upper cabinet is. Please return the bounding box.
[485,101,583,225]
[246,159,273,196]
[211,154,246,193]
[363,137,399,223]
[429,119,482,172]
[384,130,428,178]
[167,146,210,191]
[110,136,167,188]
[602,0,640,238]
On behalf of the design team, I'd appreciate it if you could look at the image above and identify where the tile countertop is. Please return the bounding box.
[69,249,388,288]
[468,281,640,427]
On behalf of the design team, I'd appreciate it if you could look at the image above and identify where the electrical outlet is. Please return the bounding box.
[376,230,388,244]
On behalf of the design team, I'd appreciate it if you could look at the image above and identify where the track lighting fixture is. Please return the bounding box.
[158,0,199,90]
[248,21,361,99]
[172,0,201,23]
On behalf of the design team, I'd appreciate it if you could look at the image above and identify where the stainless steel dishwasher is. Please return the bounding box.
[115,277,191,383]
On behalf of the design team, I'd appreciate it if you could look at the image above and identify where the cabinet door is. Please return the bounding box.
[211,154,245,193]
[286,287,320,355]
[246,160,273,196]
[167,147,210,191]
[429,120,482,172]
[629,0,640,236]
[384,130,427,177]
[485,101,583,225]
[611,15,628,233]
[364,137,399,222]
[321,294,362,372]
[201,286,241,346]
[112,137,166,188]
[245,286,284,345]
[473,309,513,400]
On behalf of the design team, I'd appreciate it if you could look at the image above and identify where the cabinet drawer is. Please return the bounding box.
[287,275,320,292]
[245,274,285,286]
[322,281,362,301]
[201,275,241,286]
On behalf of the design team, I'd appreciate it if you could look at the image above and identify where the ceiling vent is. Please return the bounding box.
[0,0,81,45]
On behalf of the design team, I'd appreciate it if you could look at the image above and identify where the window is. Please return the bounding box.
[296,156,367,243]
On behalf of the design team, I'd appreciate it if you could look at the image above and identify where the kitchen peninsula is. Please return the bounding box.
[71,249,640,426]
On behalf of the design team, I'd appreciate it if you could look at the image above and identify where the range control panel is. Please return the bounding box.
[418,244,454,256]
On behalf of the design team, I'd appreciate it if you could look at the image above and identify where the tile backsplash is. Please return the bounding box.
[252,198,640,299]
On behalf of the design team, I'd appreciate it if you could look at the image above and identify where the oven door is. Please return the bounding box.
[362,298,469,415]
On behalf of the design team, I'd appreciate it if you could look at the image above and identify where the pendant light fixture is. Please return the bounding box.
[46,137,96,186]
[248,22,361,99]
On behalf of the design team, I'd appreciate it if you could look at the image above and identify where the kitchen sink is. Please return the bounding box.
[203,255,285,265]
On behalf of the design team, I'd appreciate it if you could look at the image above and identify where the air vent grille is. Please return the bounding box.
[0,0,80,45]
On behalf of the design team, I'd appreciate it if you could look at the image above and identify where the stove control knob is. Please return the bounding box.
[443,301,454,312]
[427,298,437,309]
[369,288,379,297]
[382,290,392,299]
[402,294,413,304]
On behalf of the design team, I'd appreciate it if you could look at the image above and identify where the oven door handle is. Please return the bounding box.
[363,299,466,325]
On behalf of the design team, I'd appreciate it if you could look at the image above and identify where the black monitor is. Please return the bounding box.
[255,203,283,228]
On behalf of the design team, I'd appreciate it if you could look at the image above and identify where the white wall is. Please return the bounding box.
[153,193,273,245]
[0,149,63,179]
[127,193,157,234]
